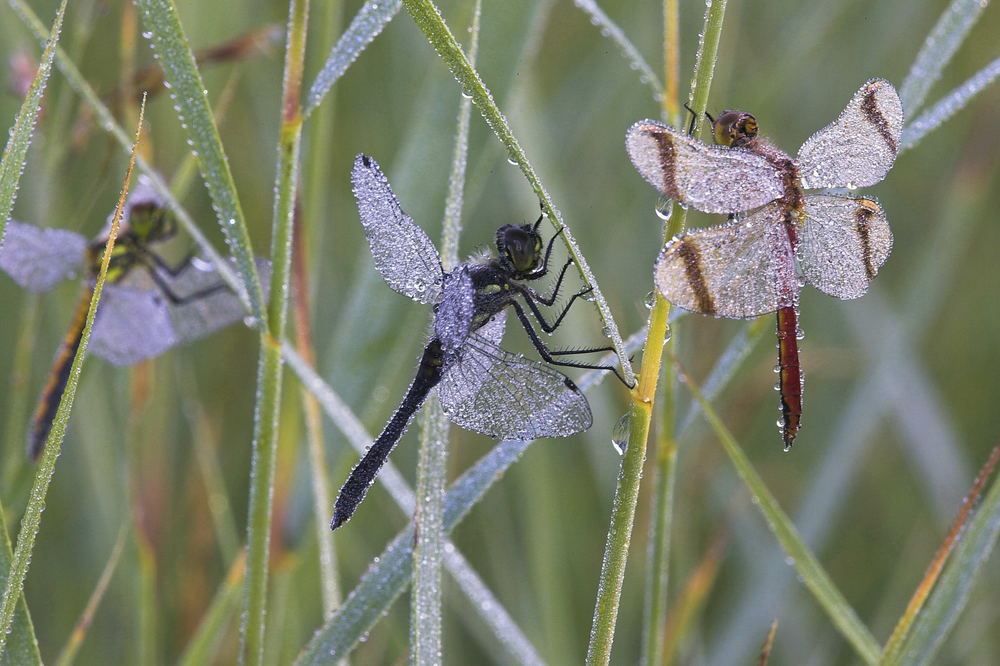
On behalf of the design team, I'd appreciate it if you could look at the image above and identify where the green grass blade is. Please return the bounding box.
[53,522,129,666]
[891,451,1000,665]
[133,0,265,327]
[901,56,1000,152]
[0,97,146,657]
[294,438,534,664]
[0,0,66,238]
[401,0,635,386]
[304,0,401,117]
[677,360,882,665]
[899,0,987,115]
[411,5,480,660]
[239,0,309,661]
[178,553,246,666]
[0,496,41,666]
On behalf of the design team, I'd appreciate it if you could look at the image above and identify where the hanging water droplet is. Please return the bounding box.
[654,194,673,220]
[773,364,782,373]
[643,291,656,309]
[581,290,596,302]
[601,325,612,337]
[611,411,632,455]
[506,157,518,166]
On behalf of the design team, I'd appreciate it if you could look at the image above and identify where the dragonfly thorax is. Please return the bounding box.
[495,223,543,278]
[712,109,758,148]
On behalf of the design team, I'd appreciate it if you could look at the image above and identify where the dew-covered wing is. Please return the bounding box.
[654,203,796,318]
[434,266,474,354]
[90,285,178,365]
[351,154,443,304]
[438,332,592,440]
[798,194,892,300]
[90,256,269,365]
[0,221,87,292]
[796,79,903,189]
[626,120,784,214]
[167,256,271,344]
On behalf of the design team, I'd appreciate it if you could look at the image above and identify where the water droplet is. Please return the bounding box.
[611,411,631,455]
[654,194,673,220]
[773,364,782,373]
[643,291,656,309]
[506,157,518,166]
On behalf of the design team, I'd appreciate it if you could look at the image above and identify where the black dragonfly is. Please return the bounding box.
[331,154,622,529]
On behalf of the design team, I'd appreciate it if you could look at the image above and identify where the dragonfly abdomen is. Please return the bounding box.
[28,287,94,461]
[331,339,446,529]
[775,305,803,451]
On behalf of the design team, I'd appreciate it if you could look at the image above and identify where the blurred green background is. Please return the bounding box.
[0,0,997,663]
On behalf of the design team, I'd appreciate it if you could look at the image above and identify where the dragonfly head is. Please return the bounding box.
[128,200,176,244]
[711,110,758,148]
[496,223,543,278]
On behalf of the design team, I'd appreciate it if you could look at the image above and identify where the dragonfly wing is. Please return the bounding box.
[90,285,178,366]
[796,78,903,189]
[799,194,892,300]
[654,203,796,318]
[166,256,271,344]
[351,154,444,305]
[438,331,592,440]
[626,120,785,214]
[433,266,474,354]
[0,221,87,292]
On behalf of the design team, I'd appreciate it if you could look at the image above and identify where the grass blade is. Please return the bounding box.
[899,0,987,115]
[238,0,310,662]
[53,522,129,666]
[304,0,401,117]
[901,56,1000,152]
[675,356,883,665]
[178,553,246,666]
[294,438,534,664]
[133,0,265,326]
[0,0,66,237]
[411,4,480,661]
[401,0,635,386]
[588,2,728,662]
[0,95,146,656]
[882,445,1000,664]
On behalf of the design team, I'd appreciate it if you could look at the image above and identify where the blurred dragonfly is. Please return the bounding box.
[0,176,263,459]
[332,155,623,529]
[627,79,902,449]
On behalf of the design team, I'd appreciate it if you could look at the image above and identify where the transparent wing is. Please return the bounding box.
[654,203,796,318]
[166,256,271,344]
[0,221,87,292]
[796,78,903,189]
[90,256,269,366]
[438,330,592,440]
[90,285,178,366]
[798,194,892,300]
[626,120,785,214]
[351,154,443,304]
[433,267,474,354]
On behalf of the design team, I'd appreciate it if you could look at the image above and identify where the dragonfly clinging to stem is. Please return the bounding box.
[627,78,902,449]
[332,154,626,529]
[0,177,265,459]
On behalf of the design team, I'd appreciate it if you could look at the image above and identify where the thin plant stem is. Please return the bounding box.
[587,2,728,663]
[240,0,309,663]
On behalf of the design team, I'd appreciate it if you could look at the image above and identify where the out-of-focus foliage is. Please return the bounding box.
[0,0,996,663]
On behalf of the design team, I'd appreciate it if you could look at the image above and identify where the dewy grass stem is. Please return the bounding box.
[587,1,728,663]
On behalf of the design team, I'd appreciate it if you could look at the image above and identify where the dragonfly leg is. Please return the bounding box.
[144,247,199,277]
[530,258,573,306]
[520,282,593,334]
[144,264,229,305]
[509,301,629,386]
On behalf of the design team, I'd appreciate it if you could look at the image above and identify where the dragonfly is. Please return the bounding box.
[332,154,621,529]
[0,176,263,459]
[626,78,902,449]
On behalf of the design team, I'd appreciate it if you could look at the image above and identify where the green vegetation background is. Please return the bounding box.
[0,0,997,663]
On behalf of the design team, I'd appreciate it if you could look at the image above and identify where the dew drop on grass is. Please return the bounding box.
[611,411,631,455]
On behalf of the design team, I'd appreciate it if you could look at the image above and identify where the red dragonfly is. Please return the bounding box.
[626,79,902,449]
